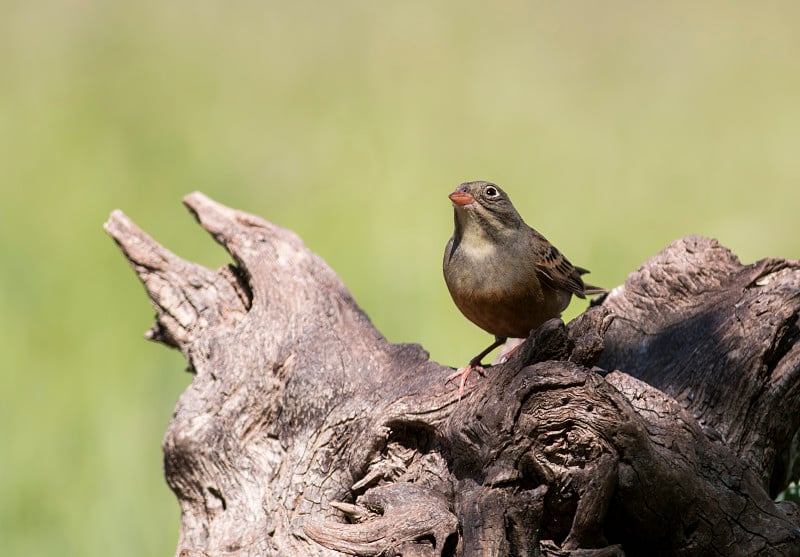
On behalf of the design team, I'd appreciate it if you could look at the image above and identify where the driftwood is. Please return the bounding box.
[104,193,800,557]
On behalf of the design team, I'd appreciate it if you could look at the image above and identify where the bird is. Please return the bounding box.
[443,180,604,396]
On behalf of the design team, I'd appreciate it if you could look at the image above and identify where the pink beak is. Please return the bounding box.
[449,189,474,206]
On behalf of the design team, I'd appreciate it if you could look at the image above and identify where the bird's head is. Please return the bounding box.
[449,181,523,240]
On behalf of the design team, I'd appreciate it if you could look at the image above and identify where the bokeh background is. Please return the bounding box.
[3,1,800,555]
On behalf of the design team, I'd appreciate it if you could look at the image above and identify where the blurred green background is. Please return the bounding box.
[2,1,800,555]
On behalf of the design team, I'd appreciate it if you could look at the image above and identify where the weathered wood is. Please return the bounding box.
[598,237,800,496]
[105,194,800,556]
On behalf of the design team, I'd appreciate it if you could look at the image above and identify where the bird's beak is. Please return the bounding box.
[449,189,475,206]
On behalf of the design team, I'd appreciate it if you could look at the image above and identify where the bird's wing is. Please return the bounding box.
[530,228,591,299]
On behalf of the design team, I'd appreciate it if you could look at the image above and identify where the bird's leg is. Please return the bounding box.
[494,337,526,364]
[447,336,507,398]
[468,336,507,368]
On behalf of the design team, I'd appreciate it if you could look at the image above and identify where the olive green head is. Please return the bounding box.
[448,181,524,243]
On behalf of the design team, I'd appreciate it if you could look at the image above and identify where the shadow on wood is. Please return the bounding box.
[105,193,800,556]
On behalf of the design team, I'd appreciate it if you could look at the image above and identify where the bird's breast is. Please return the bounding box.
[444,235,528,295]
[444,236,571,338]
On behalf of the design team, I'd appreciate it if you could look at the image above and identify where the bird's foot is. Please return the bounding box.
[446,362,486,399]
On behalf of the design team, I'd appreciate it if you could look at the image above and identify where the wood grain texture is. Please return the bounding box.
[106,196,800,557]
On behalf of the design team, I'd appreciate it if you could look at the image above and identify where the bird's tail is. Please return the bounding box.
[575,266,607,297]
[582,284,607,296]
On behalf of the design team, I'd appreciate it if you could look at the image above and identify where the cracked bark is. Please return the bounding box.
[105,194,800,556]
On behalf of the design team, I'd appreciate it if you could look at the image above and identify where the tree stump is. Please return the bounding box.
[104,193,800,557]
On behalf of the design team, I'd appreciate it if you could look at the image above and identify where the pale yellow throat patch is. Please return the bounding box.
[459,232,497,260]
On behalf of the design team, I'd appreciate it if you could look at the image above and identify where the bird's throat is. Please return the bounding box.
[455,229,498,260]
[452,209,500,261]
[453,203,520,259]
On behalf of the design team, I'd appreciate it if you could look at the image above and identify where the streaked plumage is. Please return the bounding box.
[443,181,603,395]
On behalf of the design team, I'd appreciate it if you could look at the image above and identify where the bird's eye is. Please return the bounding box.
[485,186,498,197]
